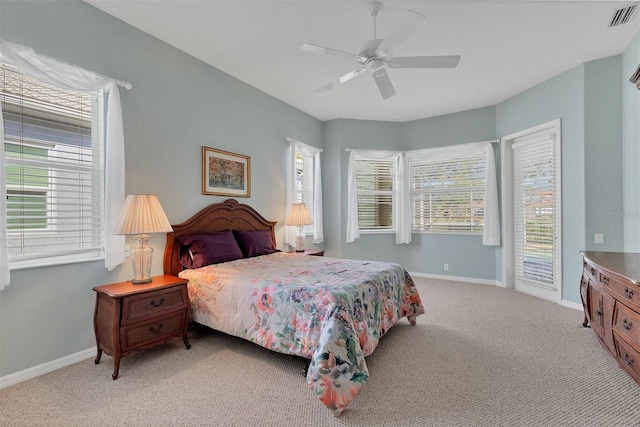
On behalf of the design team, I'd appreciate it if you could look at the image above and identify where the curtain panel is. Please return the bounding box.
[0,40,130,290]
[285,138,323,246]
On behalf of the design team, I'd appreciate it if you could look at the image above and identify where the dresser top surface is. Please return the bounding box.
[581,251,640,285]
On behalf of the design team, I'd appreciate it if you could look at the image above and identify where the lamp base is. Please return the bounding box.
[295,227,305,253]
[131,234,154,285]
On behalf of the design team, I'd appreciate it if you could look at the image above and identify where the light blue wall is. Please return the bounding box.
[623,33,640,251]
[0,1,323,377]
[584,56,624,252]
[495,65,586,304]
[323,107,498,279]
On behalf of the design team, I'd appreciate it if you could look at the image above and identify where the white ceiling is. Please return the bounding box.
[86,0,639,122]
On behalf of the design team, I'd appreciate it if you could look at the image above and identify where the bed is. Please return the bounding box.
[163,199,425,415]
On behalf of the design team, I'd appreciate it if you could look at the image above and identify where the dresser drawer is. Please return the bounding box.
[614,303,640,350]
[121,310,187,351]
[614,333,640,383]
[121,286,187,326]
[583,260,599,282]
[600,270,640,312]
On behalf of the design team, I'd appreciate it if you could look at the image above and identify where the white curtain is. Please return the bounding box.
[0,40,130,286]
[409,141,500,246]
[483,143,500,246]
[346,149,410,244]
[0,109,8,290]
[395,152,412,244]
[285,138,323,246]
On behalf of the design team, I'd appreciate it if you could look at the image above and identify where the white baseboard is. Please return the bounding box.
[410,271,584,311]
[409,271,503,287]
[561,299,584,311]
[0,347,96,390]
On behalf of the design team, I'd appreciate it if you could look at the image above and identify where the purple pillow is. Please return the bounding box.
[233,230,276,258]
[178,231,243,269]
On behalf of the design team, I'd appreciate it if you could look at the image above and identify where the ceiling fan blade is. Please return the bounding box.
[301,43,366,63]
[316,67,367,93]
[372,68,396,100]
[375,10,424,59]
[389,55,461,69]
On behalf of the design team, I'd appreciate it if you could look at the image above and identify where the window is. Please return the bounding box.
[294,149,315,235]
[513,133,557,287]
[347,144,498,245]
[285,138,323,246]
[411,148,487,233]
[1,64,104,266]
[354,157,395,231]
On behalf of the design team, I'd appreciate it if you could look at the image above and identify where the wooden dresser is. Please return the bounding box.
[580,251,640,383]
[93,275,191,379]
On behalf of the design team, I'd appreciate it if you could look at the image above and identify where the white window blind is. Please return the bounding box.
[411,149,486,233]
[294,149,314,235]
[513,134,556,287]
[355,157,395,231]
[1,64,104,265]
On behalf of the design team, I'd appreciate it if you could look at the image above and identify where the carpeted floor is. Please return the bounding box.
[1,277,639,426]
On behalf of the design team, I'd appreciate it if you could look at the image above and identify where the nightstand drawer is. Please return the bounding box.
[121,311,187,351]
[121,286,187,326]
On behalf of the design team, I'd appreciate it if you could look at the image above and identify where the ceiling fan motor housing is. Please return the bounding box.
[359,39,383,59]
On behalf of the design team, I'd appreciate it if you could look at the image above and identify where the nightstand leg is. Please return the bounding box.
[94,348,103,364]
[112,357,120,380]
[183,334,191,349]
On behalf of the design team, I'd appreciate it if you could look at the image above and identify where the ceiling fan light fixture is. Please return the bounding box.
[368,58,385,71]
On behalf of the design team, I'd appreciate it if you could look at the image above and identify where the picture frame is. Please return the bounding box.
[202,146,251,197]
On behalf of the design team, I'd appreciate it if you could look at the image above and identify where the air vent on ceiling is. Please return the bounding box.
[608,3,638,27]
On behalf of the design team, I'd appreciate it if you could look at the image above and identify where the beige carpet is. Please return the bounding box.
[2,278,639,426]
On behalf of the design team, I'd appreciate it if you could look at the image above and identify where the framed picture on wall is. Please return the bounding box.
[202,146,251,197]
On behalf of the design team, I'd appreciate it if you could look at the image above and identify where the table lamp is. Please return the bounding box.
[286,203,313,252]
[113,194,173,284]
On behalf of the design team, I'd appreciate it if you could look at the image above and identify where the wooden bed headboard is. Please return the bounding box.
[163,199,277,277]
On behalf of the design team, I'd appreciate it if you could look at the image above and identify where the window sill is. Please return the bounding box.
[9,254,104,271]
[358,229,395,234]
[412,230,483,236]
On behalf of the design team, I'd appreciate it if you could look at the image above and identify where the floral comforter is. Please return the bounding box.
[178,252,424,414]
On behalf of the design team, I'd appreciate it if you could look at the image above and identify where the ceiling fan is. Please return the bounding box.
[301,1,460,100]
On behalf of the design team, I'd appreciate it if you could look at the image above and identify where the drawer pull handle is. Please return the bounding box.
[625,288,635,299]
[590,268,596,276]
[595,309,602,317]
[603,276,609,285]
[149,323,164,334]
[623,352,635,367]
[623,319,633,330]
[150,298,165,308]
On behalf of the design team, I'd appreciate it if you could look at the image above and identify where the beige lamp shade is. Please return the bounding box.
[286,203,313,226]
[113,195,173,235]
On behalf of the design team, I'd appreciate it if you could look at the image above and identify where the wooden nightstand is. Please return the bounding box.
[92,275,191,379]
[296,249,324,256]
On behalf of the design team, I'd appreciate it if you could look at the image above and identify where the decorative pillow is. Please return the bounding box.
[233,230,276,258]
[178,231,243,269]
